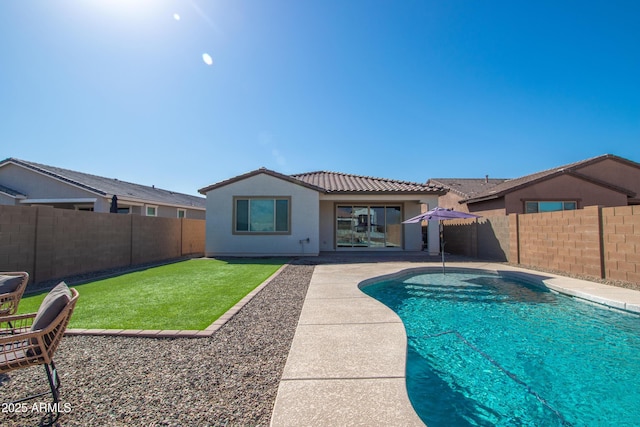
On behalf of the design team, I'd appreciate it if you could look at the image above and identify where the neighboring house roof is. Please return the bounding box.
[460,154,638,204]
[0,183,26,198]
[427,178,508,199]
[199,168,446,195]
[0,158,205,209]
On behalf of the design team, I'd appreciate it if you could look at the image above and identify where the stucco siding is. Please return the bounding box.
[579,158,640,197]
[204,173,320,256]
[437,191,468,212]
[403,201,426,251]
[0,163,98,200]
[156,205,179,218]
[504,174,628,213]
[319,201,334,251]
[0,193,18,205]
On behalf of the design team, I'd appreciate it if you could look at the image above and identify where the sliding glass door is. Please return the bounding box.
[336,205,402,248]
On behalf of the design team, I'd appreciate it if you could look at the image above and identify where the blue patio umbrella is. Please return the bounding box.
[402,207,481,273]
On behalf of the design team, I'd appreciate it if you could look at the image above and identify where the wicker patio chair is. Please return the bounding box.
[0,282,79,425]
[0,271,29,317]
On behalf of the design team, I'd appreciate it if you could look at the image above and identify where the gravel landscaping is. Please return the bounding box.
[1,263,314,427]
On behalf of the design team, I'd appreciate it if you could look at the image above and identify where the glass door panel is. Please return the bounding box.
[336,205,402,248]
[386,206,402,247]
[336,206,355,247]
[369,206,386,247]
[353,206,369,247]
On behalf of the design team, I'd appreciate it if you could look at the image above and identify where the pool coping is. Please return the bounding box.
[269,260,640,427]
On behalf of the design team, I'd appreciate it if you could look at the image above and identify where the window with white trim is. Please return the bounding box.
[234,197,290,233]
[177,209,186,218]
[146,205,158,216]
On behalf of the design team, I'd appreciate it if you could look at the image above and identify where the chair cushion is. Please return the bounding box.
[30,282,72,332]
[0,275,23,294]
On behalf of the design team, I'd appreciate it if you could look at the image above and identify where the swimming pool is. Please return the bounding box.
[360,268,640,427]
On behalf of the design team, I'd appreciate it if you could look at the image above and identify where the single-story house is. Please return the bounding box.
[198,168,446,256]
[429,154,640,216]
[0,158,206,219]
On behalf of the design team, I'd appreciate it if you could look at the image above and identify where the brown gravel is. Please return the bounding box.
[1,263,313,427]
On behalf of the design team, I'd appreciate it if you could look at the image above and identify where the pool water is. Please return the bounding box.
[361,269,640,427]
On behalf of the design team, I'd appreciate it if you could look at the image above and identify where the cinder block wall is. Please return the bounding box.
[445,205,640,285]
[517,206,603,278]
[36,207,133,282]
[442,218,477,257]
[182,218,207,256]
[0,205,205,285]
[443,216,510,261]
[0,205,37,273]
[131,216,181,265]
[602,206,640,283]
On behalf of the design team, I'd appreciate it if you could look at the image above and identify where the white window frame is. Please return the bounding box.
[233,196,291,234]
[146,205,158,217]
[177,209,186,218]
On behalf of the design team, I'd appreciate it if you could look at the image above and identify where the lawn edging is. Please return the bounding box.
[65,262,290,339]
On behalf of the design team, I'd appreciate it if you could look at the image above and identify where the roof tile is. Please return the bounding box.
[292,170,445,193]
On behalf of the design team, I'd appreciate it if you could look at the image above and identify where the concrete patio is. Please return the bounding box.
[270,257,640,426]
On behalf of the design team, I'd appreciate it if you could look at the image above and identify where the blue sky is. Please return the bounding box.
[2,0,639,196]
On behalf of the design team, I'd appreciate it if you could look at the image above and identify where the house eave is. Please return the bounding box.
[324,190,447,196]
[199,168,325,195]
[113,195,206,210]
[462,194,501,204]
[20,198,98,205]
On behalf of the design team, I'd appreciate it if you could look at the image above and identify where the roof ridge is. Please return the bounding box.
[506,154,612,182]
[5,157,108,195]
[18,158,158,190]
[292,170,430,186]
[6,157,196,196]
[430,177,510,181]
[2,157,205,206]
[461,153,636,203]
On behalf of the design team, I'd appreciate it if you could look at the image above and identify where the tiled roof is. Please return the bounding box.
[427,178,508,198]
[198,168,326,194]
[291,171,446,193]
[1,158,205,209]
[462,154,638,203]
[199,168,446,195]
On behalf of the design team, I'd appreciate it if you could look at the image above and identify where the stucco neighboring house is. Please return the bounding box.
[429,154,640,216]
[0,158,206,219]
[198,168,446,256]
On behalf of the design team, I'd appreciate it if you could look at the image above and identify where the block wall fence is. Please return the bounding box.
[0,205,205,285]
[443,205,640,285]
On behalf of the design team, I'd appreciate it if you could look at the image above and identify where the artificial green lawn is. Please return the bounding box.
[18,258,286,330]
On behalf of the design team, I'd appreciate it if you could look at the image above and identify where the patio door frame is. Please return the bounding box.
[334,203,403,250]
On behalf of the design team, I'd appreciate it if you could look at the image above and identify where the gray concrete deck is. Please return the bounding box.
[270,259,640,427]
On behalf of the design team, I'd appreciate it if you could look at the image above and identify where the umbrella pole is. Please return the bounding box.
[440,222,445,274]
